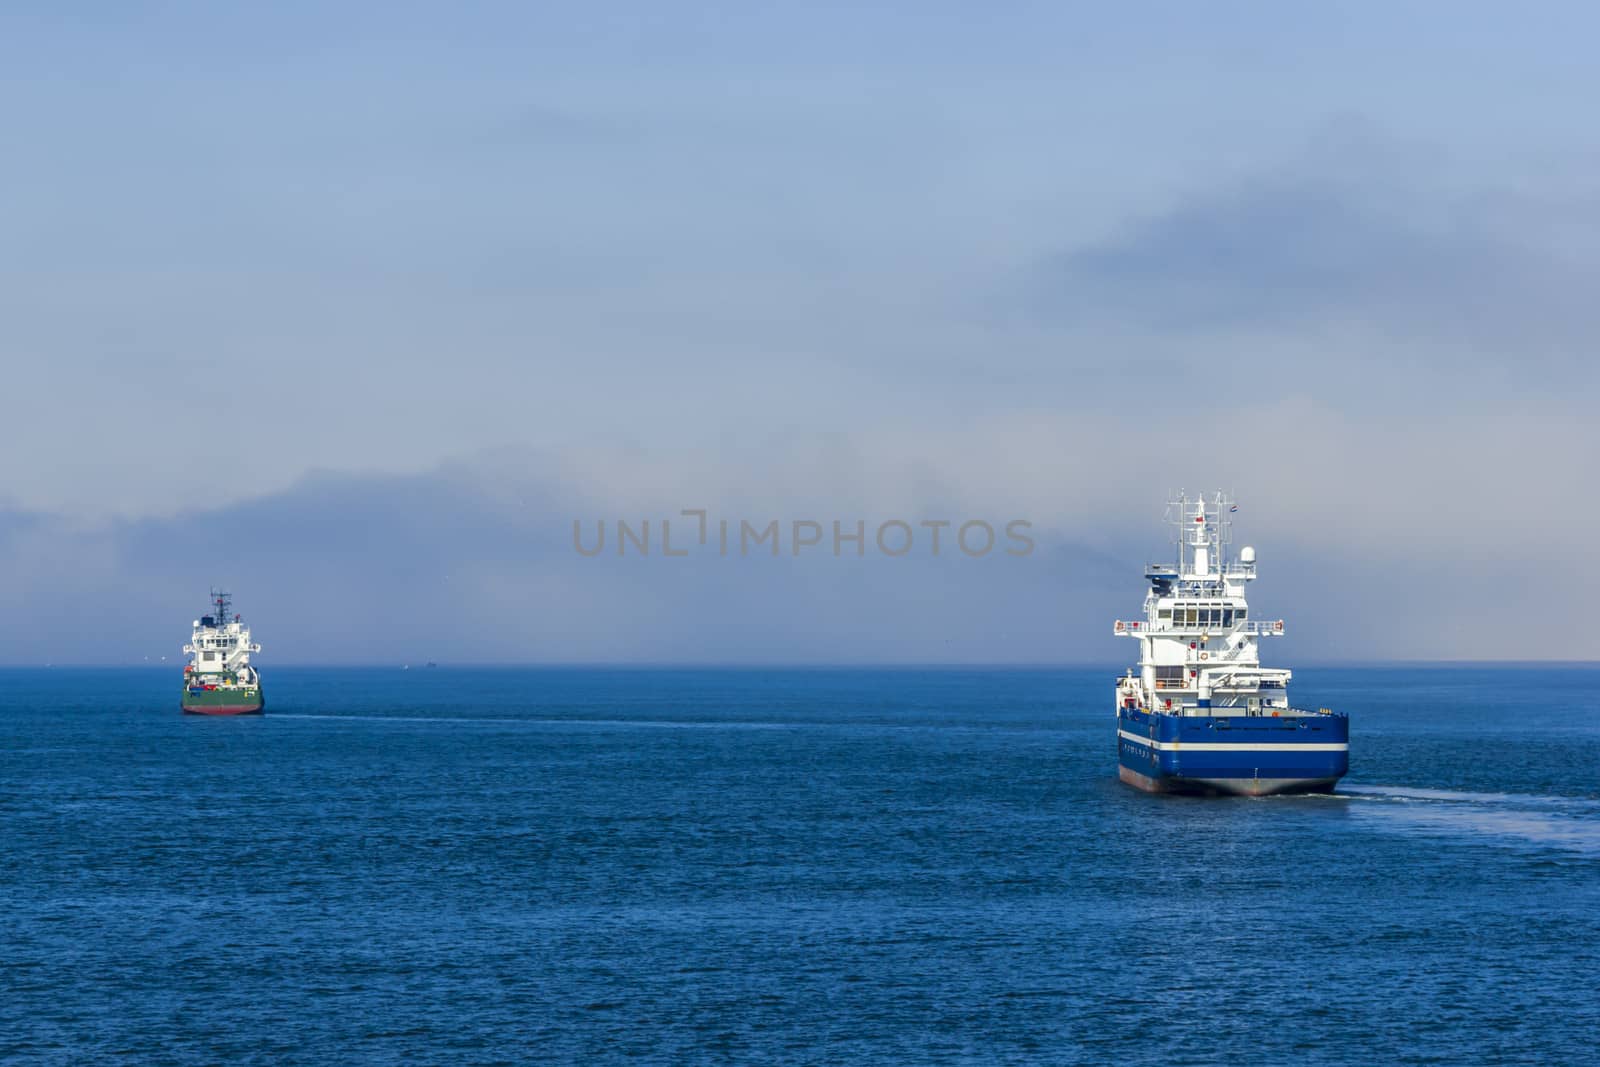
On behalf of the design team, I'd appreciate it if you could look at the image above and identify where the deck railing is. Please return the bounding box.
[1114,619,1284,635]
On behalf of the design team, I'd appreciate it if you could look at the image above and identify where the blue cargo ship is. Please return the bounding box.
[1114,493,1347,796]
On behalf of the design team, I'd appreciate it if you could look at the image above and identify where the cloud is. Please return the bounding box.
[0,454,1095,666]
[2,416,1596,665]
[1039,126,1600,365]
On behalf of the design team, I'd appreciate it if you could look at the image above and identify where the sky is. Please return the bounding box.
[2,2,1597,663]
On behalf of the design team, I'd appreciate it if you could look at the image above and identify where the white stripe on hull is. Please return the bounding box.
[1117,728,1347,752]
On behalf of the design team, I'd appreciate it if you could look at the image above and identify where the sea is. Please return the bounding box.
[3,664,1598,1065]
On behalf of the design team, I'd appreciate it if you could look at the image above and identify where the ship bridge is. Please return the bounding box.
[182,589,261,680]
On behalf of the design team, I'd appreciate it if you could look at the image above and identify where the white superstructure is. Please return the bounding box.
[1113,491,1291,717]
[183,589,262,687]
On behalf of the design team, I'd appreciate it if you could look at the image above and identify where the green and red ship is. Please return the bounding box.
[181,590,264,715]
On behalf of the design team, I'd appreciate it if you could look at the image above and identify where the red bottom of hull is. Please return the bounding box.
[182,705,264,716]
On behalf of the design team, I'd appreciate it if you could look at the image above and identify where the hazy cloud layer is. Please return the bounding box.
[2,420,1594,664]
[0,460,1082,666]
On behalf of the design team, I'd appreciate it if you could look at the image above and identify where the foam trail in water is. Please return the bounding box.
[1340,785,1598,808]
[270,712,802,730]
[1377,806,1600,854]
[1337,785,1600,854]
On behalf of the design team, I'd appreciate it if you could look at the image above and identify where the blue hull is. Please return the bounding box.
[1117,706,1348,796]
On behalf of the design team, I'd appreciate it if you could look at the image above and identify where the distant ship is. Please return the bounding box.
[1113,493,1348,795]
[181,589,264,715]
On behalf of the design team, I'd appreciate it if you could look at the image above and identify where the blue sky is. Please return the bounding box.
[2,3,1597,661]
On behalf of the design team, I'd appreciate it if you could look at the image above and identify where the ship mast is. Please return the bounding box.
[1167,490,1234,590]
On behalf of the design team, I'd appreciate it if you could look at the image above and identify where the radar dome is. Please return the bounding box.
[1240,546,1256,564]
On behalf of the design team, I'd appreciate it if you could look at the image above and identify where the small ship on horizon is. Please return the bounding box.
[181,589,264,715]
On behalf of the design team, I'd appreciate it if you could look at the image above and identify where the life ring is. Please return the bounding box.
[1198,651,1209,661]
[1115,620,1125,632]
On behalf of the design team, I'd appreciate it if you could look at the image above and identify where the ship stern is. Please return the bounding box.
[1118,708,1347,796]
[181,686,265,716]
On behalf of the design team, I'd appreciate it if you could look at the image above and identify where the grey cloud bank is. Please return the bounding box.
[1044,125,1600,362]
[0,432,1593,664]
[0,458,1080,666]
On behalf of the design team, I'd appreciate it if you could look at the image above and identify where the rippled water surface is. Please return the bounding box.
[3,665,1598,1064]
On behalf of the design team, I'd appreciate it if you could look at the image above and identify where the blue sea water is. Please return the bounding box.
[2,664,1598,1065]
